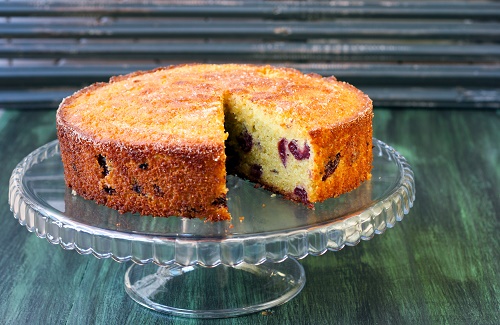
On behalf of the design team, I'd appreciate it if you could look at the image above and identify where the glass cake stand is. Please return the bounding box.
[9,138,415,318]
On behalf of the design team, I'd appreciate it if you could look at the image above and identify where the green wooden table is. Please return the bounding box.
[0,108,498,324]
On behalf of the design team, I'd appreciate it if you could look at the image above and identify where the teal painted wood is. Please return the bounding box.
[0,109,498,324]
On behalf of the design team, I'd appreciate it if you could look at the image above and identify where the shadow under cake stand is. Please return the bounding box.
[9,138,415,318]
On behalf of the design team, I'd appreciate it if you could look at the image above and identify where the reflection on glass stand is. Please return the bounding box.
[9,139,414,318]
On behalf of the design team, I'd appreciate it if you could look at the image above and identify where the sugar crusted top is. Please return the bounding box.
[57,64,372,148]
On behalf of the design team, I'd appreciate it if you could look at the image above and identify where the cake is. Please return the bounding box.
[56,64,373,222]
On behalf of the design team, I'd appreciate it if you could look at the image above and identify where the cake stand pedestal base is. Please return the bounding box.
[124,258,306,318]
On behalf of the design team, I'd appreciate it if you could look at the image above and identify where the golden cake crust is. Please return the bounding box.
[57,120,229,221]
[57,63,372,221]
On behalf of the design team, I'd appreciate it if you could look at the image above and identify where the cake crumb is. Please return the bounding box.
[239,216,245,222]
[261,309,274,316]
[71,189,77,196]
[262,204,266,208]
[229,224,234,229]
[270,193,276,198]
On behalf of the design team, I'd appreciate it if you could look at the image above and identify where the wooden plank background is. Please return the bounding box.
[0,0,499,109]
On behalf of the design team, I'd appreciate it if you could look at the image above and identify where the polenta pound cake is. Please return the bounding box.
[56,64,373,221]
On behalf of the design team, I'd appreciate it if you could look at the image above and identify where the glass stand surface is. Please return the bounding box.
[9,138,415,318]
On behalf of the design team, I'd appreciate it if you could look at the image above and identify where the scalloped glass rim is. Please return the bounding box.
[9,138,415,267]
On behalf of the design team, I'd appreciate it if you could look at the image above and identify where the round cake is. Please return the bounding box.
[56,64,373,221]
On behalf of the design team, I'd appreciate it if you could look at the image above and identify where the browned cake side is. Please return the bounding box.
[56,64,373,221]
[56,67,230,221]
[57,124,229,221]
[308,106,373,203]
